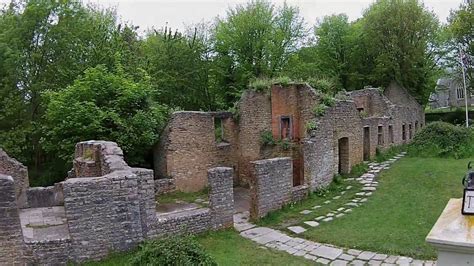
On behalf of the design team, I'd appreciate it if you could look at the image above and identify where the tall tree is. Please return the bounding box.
[0,0,141,179]
[214,0,305,104]
[359,0,440,103]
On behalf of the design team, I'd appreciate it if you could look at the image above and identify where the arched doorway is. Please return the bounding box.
[338,137,349,174]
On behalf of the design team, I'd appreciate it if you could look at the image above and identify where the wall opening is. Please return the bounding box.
[338,137,350,174]
[408,123,412,139]
[292,149,304,187]
[214,117,224,143]
[377,125,384,146]
[388,125,394,143]
[415,121,418,132]
[363,127,370,161]
[279,116,292,140]
[402,124,406,141]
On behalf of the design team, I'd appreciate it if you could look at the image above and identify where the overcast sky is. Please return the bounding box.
[0,0,463,32]
[81,0,462,33]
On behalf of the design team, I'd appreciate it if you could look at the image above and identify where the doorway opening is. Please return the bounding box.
[338,137,349,174]
[363,127,370,161]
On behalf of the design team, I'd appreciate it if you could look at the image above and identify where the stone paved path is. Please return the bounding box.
[234,152,438,265]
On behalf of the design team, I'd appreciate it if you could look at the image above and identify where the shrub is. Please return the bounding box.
[306,121,318,132]
[407,122,474,158]
[129,236,217,266]
[307,77,338,94]
[249,78,272,92]
[375,145,406,162]
[260,130,275,146]
[321,94,336,107]
[273,76,292,86]
[313,104,327,116]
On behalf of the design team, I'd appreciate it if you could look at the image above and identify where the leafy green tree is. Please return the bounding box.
[141,25,220,111]
[447,2,473,91]
[359,0,440,103]
[0,0,141,179]
[214,0,305,104]
[42,65,168,183]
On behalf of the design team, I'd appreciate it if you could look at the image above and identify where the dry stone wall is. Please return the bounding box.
[26,183,64,208]
[0,174,32,265]
[63,171,144,262]
[208,167,234,229]
[150,208,211,238]
[250,157,293,219]
[154,111,238,192]
[0,148,29,208]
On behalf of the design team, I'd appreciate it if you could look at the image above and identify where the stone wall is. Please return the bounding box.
[132,168,157,238]
[304,100,364,190]
[249,157,293,219]
[27,183,64,208]
[155,178,176,195]
[63,171,144,262]
[0,148,29,208]
[150,208,211,238]
[291,185,309,203]
[73,141,129,178]
[27,239,72,265]
[0,174,31,265]
[208,167,234,229]
[154,111,238,192]
[238,90,272,186]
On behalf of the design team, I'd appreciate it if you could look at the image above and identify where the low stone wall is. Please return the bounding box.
[155,178,176,195]
[208,167,234,229]
[0,174,32,265]
[63,171,144,262]
[72,141,130,178]
[150,208,211,238]
[27,239,72,265]
[249,157,293,219]
[291,185,309,203]
[0,149,29,208]
[26,183,64,208]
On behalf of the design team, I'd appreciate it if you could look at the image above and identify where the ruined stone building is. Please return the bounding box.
[0,82,424,265]
[155,82,424,195]
[0,141,234,264]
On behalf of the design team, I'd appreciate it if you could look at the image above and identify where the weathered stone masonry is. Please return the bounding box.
[0,141,235,265]
[156,82,424,195]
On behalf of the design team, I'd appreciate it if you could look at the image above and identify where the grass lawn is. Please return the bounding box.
[84,230,313,266]
[296,157,468,259]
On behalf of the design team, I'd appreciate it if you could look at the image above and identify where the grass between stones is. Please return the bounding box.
[266,157,468,260]
[84,230,313,265]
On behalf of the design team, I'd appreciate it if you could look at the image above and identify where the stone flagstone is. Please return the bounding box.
[287,226,306,234]
[303,221,320,227]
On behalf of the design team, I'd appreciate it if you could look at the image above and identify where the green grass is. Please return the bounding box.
[84,230,314,266]
[157,187,209,205]
[257,177,363,230]
[299,157,468,260]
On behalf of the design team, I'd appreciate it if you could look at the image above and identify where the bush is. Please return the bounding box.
[407,122,474,158]
[260,130,276,146]
[313,104,327,116]
[129,236,217,266]
[43,65,169,174]
[249,78,272,92]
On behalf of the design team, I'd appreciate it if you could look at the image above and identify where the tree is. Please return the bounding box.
[141,25,219,111]
[0,0,141,179]
[447,2,473,91]
[359,0,440,103]
[42,65,168,184]
[214,0,305,104]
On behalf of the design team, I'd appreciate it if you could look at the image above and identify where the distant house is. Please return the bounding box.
[429,77,473,109]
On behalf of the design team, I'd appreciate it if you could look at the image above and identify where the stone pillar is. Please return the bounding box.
[132,168,157,238]
[0,174,31,264]
[208,167,234,229]
[250,157,293,219]
[0,149,29,208]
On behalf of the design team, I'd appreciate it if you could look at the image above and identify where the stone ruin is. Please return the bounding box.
[0,141,234,265]
[155,82,425,218]
[0,82,425,264]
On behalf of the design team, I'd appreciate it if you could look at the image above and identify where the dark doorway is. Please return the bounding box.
[338,137,349,174]
[363,127,370,161]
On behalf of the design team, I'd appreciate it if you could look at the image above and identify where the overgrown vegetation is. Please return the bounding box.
[0,0,469,186]
[313,93,336,117]
[407,122,474,158]
[260,130,276,146]
[305,121,318,132]
[129,236,217,266]
[374,145,407,163]
[157,188,209,206]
